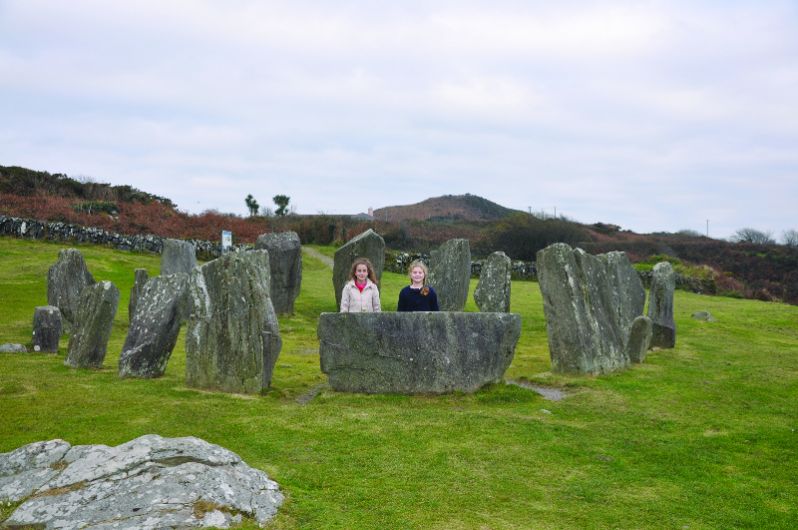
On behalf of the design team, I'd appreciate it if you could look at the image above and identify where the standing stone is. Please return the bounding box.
[536,243,628,374]
[601,251,646,342]
[428,238,471,311]
[119,274,189,378]
[32,306,62,353]
[185,250,282,393]
[474,251,512,312]
[65,281,120,368]
[128,268,149,323]
[626,315,653,363]
[160,238,197,276]
[333,229,385,308]
[47,249,95,331]
[255,231,302,315]
[648,261,676,348]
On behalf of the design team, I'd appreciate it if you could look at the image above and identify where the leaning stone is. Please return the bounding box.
[186,250,282,393]
[128,268,149,322]
[255,231,302,315]
[161,238,197,275]
[0,434,283,529]
[648,261,676,348]
[318,312,521,394]
[429,238,471,311]
[0,343,27,353]
[47,248,95,331]
[333,229,385,307]
[601,251,646,342]
[32,305,62,353]
[474,251,512,312]
[119,273,189,378]
[536,243,628,374]
[65,281,120,369]
[691,311,715,322]
[626,315,653,363]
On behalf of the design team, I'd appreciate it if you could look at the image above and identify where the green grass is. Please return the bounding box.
[1,237,797,529]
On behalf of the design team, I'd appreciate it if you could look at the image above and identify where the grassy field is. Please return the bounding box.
[1,236,797,529]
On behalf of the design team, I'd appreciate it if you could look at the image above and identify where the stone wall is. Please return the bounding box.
[0,215,245,260]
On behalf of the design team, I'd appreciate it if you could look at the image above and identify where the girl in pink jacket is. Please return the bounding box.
[340,257,382,312]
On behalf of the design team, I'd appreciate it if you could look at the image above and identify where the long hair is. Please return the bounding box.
[408,259,430,295]
[350,257,377,283]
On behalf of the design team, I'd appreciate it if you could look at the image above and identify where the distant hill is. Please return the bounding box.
[373,194,522,223]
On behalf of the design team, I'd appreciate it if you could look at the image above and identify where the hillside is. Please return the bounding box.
[373,193,522,222]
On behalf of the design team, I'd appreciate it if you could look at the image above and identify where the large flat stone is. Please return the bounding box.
[318,312,521,394]
[0,434,283,529]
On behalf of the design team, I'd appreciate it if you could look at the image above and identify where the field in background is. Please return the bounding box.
[1,237,796,529]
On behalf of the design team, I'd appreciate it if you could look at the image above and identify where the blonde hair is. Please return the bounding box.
[350,257,377,283]
[408,260,429,285]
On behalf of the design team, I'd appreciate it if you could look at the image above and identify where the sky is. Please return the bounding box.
[1,0,796,240]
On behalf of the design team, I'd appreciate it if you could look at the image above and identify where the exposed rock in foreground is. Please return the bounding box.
[318,312,521,394]
[0,434,283,529]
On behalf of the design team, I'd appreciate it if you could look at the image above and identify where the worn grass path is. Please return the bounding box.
[1,237,797,529]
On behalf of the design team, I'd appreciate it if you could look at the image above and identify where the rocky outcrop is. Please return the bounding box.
[333,229,385,307]
[186,251,282,393]
[0,434,283,529]
[428,239,471,311]
[128,268,149,322]
[47,248,95,331]
[32,305,62,353]
[474,251,512,312]
[119,273,189,378]
[255,231,302,315]
[648,261,676,348]
[65,281,119,369]
[536,243,645,375]
[161,238,197,276]
[318,312,521,394]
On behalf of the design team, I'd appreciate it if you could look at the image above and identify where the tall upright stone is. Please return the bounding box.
[474,251,512,312]
[128,269,149,323]
[536,243,629,374]
[160,239,197,276]
[47,249,95,331]
[647,261,676,348]
[65,281,120,369]
[428,239,471,311]
[255,231,302,315]
[333,229,385,308]
[185,250,282,393]
[601,251,646,341]
[119,274,189,378]
[626,315,653,363]
[32,306,62,353]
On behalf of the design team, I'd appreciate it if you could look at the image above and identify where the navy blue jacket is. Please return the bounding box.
[397,286,439,312]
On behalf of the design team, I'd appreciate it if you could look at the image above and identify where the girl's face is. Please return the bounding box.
[410,266,425,285]
[355,264,369,282]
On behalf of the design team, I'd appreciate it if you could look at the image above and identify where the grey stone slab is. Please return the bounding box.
[648,261,676,348]
[65,281,119,369]
[47,248,95,331]
[185,250,282,393]
[32,305,62,353]
[255,231,302,315]
[429,238,471,311]
[333,229,385,308]
[161,238,197,276]
[128,268,149,323]
[474,251,511,312]
[318,312,521,394]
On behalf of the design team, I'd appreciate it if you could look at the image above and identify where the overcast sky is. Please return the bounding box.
[1,1,796,239]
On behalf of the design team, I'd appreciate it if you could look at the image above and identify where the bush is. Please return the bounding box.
[478,213,588,260]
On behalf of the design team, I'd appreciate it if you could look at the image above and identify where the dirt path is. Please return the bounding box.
[302,246,333,268]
